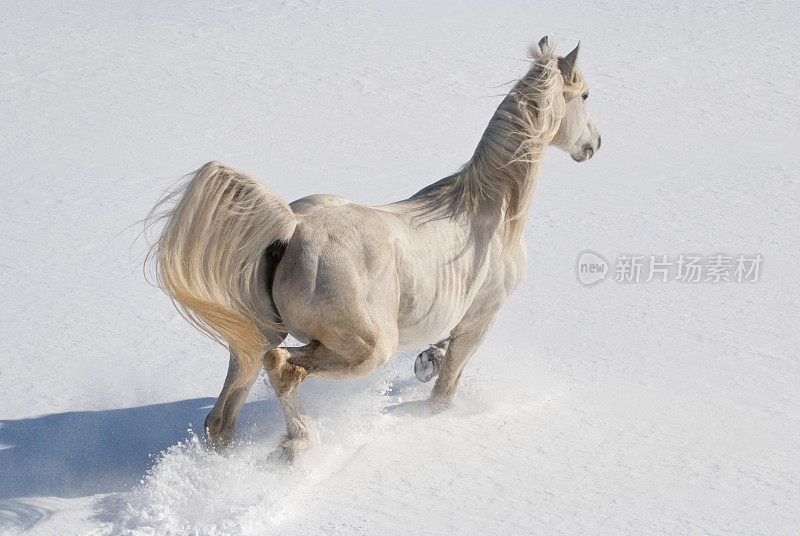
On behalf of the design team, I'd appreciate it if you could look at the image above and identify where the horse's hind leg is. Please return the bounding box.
[263,347,314,459]
[204,350,261,450]
[264,334,395,459]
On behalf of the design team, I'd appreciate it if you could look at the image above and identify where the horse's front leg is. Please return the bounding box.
[204,350,261,450]
[429,314,499,412]
[414,337,450,382]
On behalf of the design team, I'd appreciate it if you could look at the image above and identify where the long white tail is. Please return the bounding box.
[146,161,296,385]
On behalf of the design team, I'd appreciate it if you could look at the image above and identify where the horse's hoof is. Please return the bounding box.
[277,431,316,463]
[414,345,444,382]
[428,393,453,414]
[204,414,225,450]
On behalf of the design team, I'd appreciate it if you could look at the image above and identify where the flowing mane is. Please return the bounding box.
[412,42,587,251]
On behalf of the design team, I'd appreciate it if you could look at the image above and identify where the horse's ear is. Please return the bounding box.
[538,36,549,52]
[558,41,580,79]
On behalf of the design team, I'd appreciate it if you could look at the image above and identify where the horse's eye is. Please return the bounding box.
[582,92,589,101]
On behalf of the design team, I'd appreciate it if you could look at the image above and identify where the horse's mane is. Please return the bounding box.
[413,42,587,252]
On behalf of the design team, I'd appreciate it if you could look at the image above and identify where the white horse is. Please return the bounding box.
[147,37,600,457]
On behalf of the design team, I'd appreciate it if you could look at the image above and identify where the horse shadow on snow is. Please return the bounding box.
[0,395,286,502]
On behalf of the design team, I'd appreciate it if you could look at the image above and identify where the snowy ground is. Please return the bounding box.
[1,0,799,534]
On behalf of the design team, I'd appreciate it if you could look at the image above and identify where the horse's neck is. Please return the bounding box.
[439,97,552,237]
[396,74,559,253]
[465,136,548,218]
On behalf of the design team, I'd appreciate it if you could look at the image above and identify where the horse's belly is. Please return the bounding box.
[395,290,467,350]
[396,319,453,350]
[397,325,453,350]
[393,241,479,350]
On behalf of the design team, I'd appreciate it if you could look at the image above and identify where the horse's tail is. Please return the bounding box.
[145,161,296,386]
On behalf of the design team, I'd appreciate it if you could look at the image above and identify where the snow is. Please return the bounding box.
[1,0,799,534]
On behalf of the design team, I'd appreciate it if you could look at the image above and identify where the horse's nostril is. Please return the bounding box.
[597,135,602,150]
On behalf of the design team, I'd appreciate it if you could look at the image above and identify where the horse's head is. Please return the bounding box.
[542,38,601,162]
